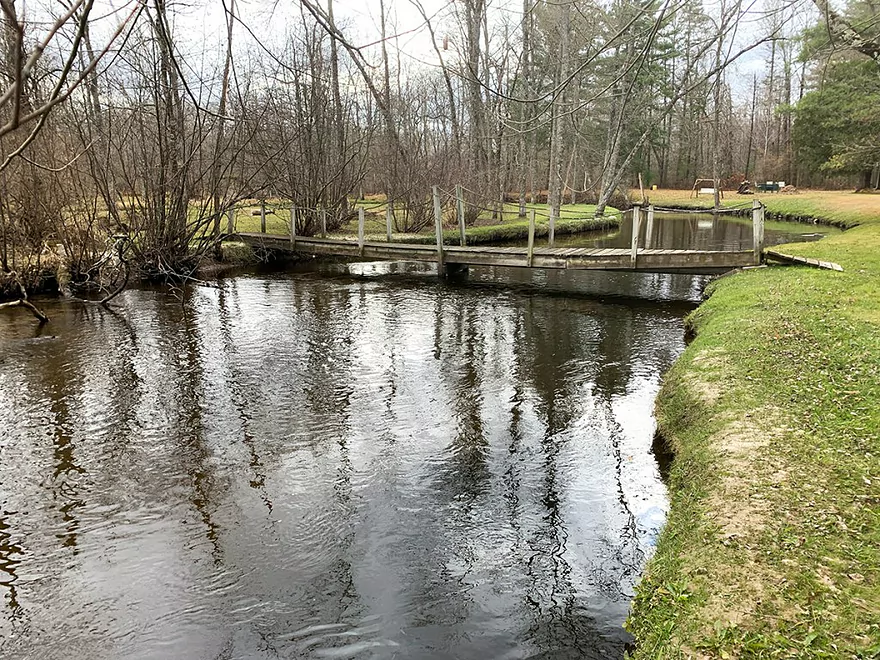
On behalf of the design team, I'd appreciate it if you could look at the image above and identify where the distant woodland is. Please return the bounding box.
[1,0,878,294]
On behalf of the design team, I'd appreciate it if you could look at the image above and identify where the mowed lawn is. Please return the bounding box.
[637,188,880,228]
[227,196,620,245]
[626,190,880,658]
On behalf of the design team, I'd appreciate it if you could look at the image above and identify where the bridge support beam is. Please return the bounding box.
[752,200,765,265]
[441,263,469,279]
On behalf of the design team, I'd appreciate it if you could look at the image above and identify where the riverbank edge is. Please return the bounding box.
[625,203,880,658]
[646,199,859,229]
[391,214,620,246]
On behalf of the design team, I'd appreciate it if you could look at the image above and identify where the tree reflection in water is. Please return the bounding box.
[0,266,690,659]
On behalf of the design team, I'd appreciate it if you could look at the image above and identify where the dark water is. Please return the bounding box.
[0,265,692,660]
[525,210,839,250]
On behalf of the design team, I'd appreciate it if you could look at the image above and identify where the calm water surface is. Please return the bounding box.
[519,210,839,250]
[0,212,831,659]
[0,265,695,660]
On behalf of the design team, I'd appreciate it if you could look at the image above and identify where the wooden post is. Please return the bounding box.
[290,205,296,248]
[358,206,365,256]
[631,203,642,268]
[548,207,556,248]
[645,204,655,249]
[527,209,536,267]
[321,209,327,238]
[260,200,267,234]
[432,185,444,272]
[385,200,393,242]
[753,199,765,264]
[456,185,466,246]
[226,207,234,235]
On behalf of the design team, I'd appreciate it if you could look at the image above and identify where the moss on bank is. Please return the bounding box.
[392,214,618,246]
[627,205,880,657]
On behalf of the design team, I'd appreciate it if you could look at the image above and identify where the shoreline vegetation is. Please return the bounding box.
[624,190,880,659]
[225,199,621,246]
[0,200,620,302]
[3,188,877,656]
[209,200,620,272]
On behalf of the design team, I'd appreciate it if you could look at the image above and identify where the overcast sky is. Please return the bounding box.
[49,0,821,105]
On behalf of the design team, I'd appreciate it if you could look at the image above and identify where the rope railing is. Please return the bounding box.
[226,189,768,275]
[437,185,627,222]
[649,203,755,214]
[224,190,763,261]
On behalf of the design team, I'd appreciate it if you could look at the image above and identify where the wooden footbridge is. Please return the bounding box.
[234,201,770,276]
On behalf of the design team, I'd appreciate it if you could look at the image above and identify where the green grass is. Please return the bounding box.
[641,189,880,229]
[626,198,880,658]
[227,198,620,245]
[393,214,617,246]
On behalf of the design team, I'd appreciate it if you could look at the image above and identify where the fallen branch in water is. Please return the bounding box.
[99,235,132,306]
[0,275,50,323]
[0,297,49,322]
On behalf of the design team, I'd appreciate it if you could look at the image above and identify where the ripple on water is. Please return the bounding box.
[0,270,689,659]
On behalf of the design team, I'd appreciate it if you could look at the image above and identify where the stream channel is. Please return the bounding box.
[0,213,835,659]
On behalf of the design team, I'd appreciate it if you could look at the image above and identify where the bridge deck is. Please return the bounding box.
[236,232,758,275]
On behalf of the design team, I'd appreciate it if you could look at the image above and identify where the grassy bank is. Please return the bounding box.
[393,214,617,246]
[639,188,880,228]
[627,195,880,658]
[228,199,620,243]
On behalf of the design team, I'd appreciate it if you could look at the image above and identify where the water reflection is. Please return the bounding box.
[0,270,686,659]
[543,210,839,251]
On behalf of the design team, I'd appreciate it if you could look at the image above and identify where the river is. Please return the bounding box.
[0,213,827,659]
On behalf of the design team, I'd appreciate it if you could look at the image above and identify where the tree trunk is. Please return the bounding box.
[547,1,570,239]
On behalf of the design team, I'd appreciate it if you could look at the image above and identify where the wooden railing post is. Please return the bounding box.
[321,208,327,238]
[358,206,365,256]
[753,199,765,264]
[290,204,296,248]
[645,204,655,249]
[226,207,234,235]
[631,203,642,268]
[386,200,393,242]
[527,209,536,267]
[432,185,444,272]
[456,184,466,246]
[260,200,266,234]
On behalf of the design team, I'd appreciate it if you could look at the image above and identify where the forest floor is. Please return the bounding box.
[625,190,880,659]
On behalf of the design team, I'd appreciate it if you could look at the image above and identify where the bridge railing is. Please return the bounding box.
[227,192,767,267]
[630,200,766,266]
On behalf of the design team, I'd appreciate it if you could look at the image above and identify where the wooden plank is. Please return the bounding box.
[527,210,536,267]
[764,250,843,271]
[631,204,641,268]
[235,232,761,275]
[753,200,764,265]
[456,185,466,246]
[432,186,444,270]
